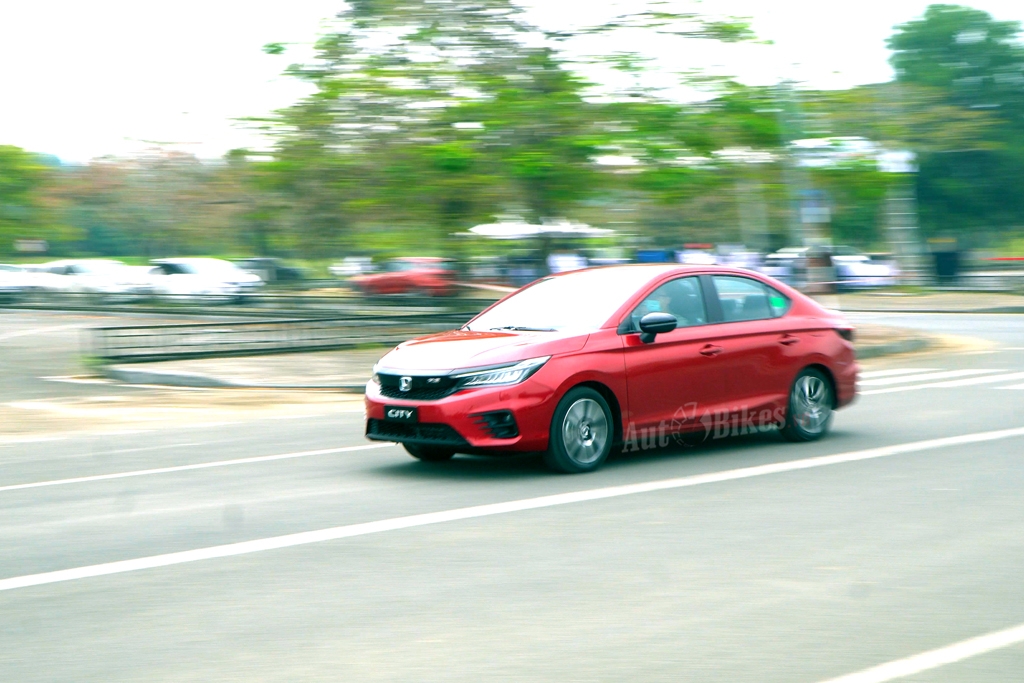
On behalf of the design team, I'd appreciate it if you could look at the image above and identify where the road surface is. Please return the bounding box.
[2,311,1024,682]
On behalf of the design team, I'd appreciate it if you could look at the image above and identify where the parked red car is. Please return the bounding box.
[350,257,455,296]
[365,265,858,473]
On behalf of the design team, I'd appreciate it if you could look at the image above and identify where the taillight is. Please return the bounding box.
[836,328,855,342]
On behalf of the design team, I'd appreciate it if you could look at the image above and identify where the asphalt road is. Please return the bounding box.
[0,309,248,401]
[2,312,1024,682]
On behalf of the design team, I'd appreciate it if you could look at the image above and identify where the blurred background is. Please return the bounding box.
[2,0,1024,298]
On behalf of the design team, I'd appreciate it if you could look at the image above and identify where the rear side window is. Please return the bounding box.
[712,275,790,322]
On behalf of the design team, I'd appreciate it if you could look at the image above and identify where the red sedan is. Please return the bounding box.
[350,257,455,296]
[365,265,858,473]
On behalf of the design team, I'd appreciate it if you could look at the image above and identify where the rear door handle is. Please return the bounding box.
[779,334,800,346]
[700,344,723,357]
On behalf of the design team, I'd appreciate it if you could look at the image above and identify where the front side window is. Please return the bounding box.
[626,276,707,331]
[712,275,790,322]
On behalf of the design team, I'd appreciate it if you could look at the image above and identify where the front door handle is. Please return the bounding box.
[779,334,800,346]
[700,344,723,357]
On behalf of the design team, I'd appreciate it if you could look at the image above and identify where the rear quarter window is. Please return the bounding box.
[712,275,791,321]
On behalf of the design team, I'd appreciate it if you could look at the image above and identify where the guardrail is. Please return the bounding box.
[5,290,496,318]
[92,313,476,363]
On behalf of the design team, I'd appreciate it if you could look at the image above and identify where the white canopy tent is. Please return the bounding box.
[460,220,614,240]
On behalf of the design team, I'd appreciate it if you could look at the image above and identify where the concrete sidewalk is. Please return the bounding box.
[830,290,1024,313]
[101,324,936,390]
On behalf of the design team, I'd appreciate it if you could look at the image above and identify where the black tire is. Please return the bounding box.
[403,443,456,462]
[544,387,614,474]
[781,367,834,442]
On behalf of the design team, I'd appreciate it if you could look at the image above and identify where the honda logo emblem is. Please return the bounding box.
[399,376,412,392]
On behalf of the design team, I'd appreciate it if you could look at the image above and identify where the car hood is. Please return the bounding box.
[376,329,588,374]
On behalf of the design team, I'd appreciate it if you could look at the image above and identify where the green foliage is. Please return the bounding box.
[885,4,1024,240]
[0,145,75,254]
[16,1,1024,261]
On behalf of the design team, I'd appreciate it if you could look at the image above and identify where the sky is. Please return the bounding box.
[1,0,1022,163]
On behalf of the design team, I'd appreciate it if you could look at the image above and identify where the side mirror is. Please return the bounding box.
[638,312,677,344]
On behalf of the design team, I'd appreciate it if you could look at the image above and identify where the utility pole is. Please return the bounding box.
[878,79,929,286]
[774,81,806,247]
[882,169,928,286]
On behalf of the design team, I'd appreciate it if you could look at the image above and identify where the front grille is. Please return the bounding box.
[378,384,457,401]
[366,419,469,446]
[377,373,459,401]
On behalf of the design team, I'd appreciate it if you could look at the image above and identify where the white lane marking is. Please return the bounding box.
[818,622,1024,683]
[0,435,69,446]
[863,371,1024,395]
[859,369,938,380]
[924,371,1024,388]
[0,443,396,494]
[120,384,212,391]
[859,369,1000,387]
[997,383,1024,390]
[0,430,144,445]
[0,323,85,342]
[3,426,1023,593]
[42,376,113,385]
[43,376,199,391]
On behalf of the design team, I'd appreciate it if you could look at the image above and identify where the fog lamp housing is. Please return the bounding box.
[473,410,519,439]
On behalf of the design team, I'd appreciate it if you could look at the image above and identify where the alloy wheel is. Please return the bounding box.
[560,397,610,466]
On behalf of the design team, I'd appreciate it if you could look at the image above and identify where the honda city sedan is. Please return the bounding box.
[365,265,858,473]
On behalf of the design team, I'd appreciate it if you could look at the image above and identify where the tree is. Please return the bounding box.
[889,5,1024,120]
[886,5,1024,239]
[0,146,74,255]
[256,0,764,253]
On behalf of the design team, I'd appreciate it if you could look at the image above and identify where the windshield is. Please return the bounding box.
[465,267,669,333]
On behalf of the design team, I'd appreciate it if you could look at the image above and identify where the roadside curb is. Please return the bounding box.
[101,365,367,392]
[839,306,1024,315]
[100,333,936,391]
[855,337,931,360]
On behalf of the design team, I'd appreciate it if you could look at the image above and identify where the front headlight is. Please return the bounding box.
[453,356,550,388]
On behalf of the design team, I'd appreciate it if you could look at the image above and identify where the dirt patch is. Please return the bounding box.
[1,389,364,440]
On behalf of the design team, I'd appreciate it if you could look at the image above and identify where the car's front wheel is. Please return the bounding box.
[544,387,613,474]
[781,368,834,442]
[403,443,455,462]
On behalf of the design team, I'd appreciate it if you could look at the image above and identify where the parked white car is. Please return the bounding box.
[0,264,35,300]
[148,258,264,300]
[30,259,150,299]
[329,256,375,278]
[833,253,900,290]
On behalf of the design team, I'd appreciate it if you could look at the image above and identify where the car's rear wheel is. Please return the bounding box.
[544,387,613,474]
[781,368,834,442]
[403,443,455,462]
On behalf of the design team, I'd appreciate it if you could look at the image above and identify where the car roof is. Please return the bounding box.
[549,263,767,283]
[392,256,451,262]
[42,259,125,267]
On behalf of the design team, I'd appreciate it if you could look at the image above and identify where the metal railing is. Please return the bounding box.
[92,313,476,363]
[4,290,495,318]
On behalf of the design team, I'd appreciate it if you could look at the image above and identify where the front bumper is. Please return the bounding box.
[364,377,558,452]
